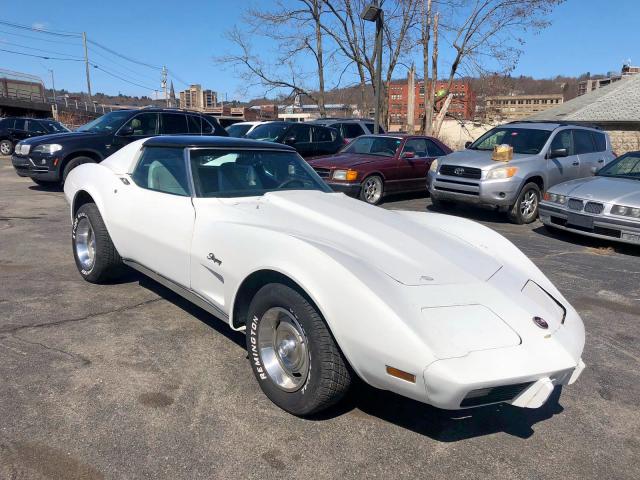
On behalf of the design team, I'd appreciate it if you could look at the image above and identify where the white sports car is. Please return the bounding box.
[63,136,586,416]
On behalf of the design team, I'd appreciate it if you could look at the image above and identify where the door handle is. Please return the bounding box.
[597,159,604,163]
[572,161,579,166]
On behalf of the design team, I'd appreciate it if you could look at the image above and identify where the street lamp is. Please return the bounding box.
[361,2,383,134]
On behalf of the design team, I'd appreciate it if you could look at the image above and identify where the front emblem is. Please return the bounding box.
[533,316,549,329]
[454,167,465,175]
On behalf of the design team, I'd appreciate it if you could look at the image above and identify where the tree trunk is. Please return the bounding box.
[421,0,432,135]
[313,0,326,117]
[428,11,439,136]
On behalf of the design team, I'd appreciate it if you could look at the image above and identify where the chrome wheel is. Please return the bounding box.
[520,189,538,220]
[362,176,383,204]
[75,217,96,271]
[0,140,12,155]
[257,307,310,392]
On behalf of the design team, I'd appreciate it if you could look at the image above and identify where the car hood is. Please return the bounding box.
[439,149,538,169]
[19,131,98,145]
[307,153,384,169]
[218,190,502,286]
[548,176,640,205]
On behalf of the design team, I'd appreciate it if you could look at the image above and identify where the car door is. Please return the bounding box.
[546,129,579,187]
[573,129,599,177]
[112,112,159,152]
[312,125,341,156]
[11,119,30,143]
[108,145,194,287]
[285,124,314,157]
[590,130,614,171]
[396,138,431,191]
[27,120,48,138]
[340,123,365,142]
[160,113,189,135]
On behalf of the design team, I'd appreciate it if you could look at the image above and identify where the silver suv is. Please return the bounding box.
[427,121,616,223]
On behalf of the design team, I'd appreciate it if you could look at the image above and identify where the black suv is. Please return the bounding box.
[0,117,69,155]
[245,121,344,157]
[11,108,227,185]
[309,118,385,142]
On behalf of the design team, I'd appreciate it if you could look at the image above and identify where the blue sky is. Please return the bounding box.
[0,0,637,99]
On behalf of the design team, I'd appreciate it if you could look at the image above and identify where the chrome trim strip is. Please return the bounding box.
[123,259,229,321]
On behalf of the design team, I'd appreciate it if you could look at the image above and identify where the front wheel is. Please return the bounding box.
[246,283,352,416]
[72,203,124,283]
[509,182,541,224]
[0,139,14,155]
[62,156,94,185]
[360,175,384,205]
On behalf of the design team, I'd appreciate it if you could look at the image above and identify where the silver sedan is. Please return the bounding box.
[539,151,640,245]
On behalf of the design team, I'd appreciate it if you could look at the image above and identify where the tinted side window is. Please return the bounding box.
[124,113,159,136]
[365,123,385,134]
[342,123,365,138]
[290,124,312,142]
[312,126,333,142]
[573,130,595,154]
[27,121,46,133]
[161,113,188,134]
[187,115,208,134]
[592,131,607,152]
[426,139,446,157]
[201,117,217,134]
[13,119,26,130]
[550,130,574,156]
[0,118,14,129]
[131,147,189,196]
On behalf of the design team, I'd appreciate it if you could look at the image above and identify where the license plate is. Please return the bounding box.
[622,232,640,244]
[567,213,593,229]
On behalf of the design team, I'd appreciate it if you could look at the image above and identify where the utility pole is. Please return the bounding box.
[48,69,57,103]
[82,32,92,102]
[161,66,168,107]
[361,2,384,133]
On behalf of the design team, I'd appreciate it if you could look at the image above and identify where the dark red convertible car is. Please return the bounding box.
[307,134,452,204]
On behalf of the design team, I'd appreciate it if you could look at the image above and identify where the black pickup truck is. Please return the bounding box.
[11,108,227,186]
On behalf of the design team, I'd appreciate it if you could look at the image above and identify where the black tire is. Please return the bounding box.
[246,283,352,416]
[62,156,94,185]
[359,174,384,205]
[508,182,541,224]
[0,139,13,156]
[72,203,124,283]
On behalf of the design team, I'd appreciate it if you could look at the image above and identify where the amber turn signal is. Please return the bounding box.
[386,365,416,383]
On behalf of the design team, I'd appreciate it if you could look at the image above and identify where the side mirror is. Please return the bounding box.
[464,141,472,149]
[284,136,297,145]
[402,151,416,159]
[119,125,134,137]
[548,148,568,159]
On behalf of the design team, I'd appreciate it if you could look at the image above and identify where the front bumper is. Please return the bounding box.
[428,171,520,207]
[540,202,640,245]
[325,181,362,198]
[11,153,61,181]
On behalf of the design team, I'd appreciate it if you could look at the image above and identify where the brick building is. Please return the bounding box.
[388,79,476,130]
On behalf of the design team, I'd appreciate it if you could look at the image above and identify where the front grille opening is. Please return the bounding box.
[593,226,621,238]
[313,168,331,179]
[550,216,567,226]
[568,198,584,211]
[434,186,480,196]
[584,202,604,214]
[460,382,533,407]
[439,164,482,179]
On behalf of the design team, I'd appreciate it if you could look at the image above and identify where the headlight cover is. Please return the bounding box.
[429,159,438,172]
[15,143,30,155]
[33,144,62,154]
[486,166,518,180]
[332,169,358,181]
[543,192,567,205]
[611,205,640,218]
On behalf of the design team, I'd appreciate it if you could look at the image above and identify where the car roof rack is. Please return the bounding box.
[506,120,602,130]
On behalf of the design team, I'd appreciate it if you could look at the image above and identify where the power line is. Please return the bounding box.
[91,63,157,91]
[0,19,81,37]
[0,28,81,45]
[88,46,159,83]
[168,70,190,87]
[0,47,84,61]
[87,38,162,70]
[0,40,83,60]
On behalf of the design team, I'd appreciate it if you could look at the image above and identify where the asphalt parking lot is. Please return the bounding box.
[1,156,638,480]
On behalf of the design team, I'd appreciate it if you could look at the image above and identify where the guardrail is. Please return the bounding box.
[0,85,115,115]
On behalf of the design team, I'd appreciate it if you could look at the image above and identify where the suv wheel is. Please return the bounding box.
[509,182,541,224]
[0,139,13,155]
[360,175,384,205]
[62,156,94,185]
[72,203,124,283]
[246,283,352,416]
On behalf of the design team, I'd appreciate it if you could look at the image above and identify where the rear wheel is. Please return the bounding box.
[72,203,124,283]
[246,283,352,416]
[0,139,13,155]
[62,156,94,185]
[509,182,540,224]
[360,175,384,205]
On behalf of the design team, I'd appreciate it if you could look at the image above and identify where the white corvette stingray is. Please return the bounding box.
[64,136,585,416]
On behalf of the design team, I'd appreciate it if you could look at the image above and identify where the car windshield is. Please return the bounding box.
[597,152,640,180]
[342,136,401,157]
[469,128,551,154]
[189,149,331,197]
[41,120,69,133]
[245,123,289,141]
[77,111,132,133]
[226,123,253,137]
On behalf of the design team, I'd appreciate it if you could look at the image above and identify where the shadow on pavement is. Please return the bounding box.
[27,184,63,192]
[426,202,512,224]
[532,225,640,257]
